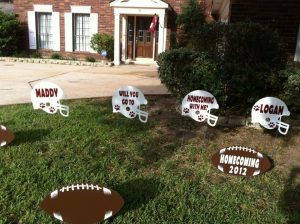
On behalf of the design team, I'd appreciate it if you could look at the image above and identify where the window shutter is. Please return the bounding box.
[27,11,37,49]
[89,13,98,53]
[52,12,60,51]
[65,13,73,52]
[295,24,300,61]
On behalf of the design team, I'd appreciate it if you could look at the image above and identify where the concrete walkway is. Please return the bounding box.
[0,62,169,106]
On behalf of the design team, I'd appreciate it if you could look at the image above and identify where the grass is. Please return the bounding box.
[0,96,299,223]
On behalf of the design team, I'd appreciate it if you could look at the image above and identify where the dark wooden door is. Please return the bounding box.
[136,17,153,58]
[127,16,134,59]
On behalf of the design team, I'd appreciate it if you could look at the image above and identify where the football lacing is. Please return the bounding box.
[59,184,102,192]
[226,146,257,154]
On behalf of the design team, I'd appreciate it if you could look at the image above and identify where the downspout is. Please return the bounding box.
[200,0,215,23]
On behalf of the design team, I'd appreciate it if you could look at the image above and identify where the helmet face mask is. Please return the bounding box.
[251,97,290,135]
[112,86,148,123]
[31,82,69,117]
[181,90,219,126]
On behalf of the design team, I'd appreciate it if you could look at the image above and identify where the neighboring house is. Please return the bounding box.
[13,0,300,65]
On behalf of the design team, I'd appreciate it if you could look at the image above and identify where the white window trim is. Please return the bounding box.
[34,4,53,12]
[71,6,91,14]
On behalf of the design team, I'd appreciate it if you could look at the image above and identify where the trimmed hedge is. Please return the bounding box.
[157,48,223,102]
[158,0,289,114]
[90,33,114,60]
[0,11,21,56]
[280,63,300,115]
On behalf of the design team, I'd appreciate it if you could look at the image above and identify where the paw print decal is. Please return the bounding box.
[40,103,45,108]
[129,111,135,118]
[253,105,260,111]
[269,122,276,128]
[183,108,189,113]
[114,105,120,111]
[198,115,205,121]
[49,107,55,113]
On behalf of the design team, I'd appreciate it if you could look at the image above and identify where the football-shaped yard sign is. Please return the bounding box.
[0,125,14,147]
[31,81,69,117]
[211,146,272,177]
[182,90,219,126]
[251,97,290,135]
[40,184,124,224]
[112,86,148,123]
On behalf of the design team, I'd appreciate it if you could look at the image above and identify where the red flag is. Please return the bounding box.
[149,14,158,33]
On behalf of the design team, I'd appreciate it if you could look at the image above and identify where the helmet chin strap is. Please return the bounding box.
[136,106,148,123]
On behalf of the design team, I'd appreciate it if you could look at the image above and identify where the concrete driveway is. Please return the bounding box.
[0,62,168,106]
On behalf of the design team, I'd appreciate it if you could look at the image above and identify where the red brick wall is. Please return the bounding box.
[14,0,114,57]
[13,0,184,57]
[230,0,300,57]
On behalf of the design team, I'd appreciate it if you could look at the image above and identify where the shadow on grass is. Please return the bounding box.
[279,167,300,224]
[115,178,161,214]
[12,129,52,146]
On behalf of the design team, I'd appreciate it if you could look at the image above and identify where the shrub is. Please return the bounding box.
[31,51,42,58]
[157,48,223,101]
[90,33,114,60]
[279,63,300,115]
[85,56,96,62]
[51,53,63,60]
[0,11,21,56]
[159,0,288,113]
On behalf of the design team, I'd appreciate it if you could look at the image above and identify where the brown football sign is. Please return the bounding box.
[40,184,124,224]
[211,146,272,177]
[0,125,14,147]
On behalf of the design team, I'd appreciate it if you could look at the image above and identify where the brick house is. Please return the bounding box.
[13,0,300,65]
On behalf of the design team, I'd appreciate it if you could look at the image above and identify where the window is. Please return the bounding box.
[73,14,90,52]
[36,13,52,49]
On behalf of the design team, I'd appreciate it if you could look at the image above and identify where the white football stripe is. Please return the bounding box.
[50,190,58,198]
[1,125,6,131]
[104,210,113,220]
[1,141,7,147]
[53,212,63,221]
[103,187,111,195]
[253,170,260,176]
[257,152,263,158]
[218,165,224,172]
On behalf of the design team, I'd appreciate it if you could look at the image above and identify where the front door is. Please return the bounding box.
[136,17,153,58]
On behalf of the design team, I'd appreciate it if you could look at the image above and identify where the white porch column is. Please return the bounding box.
[121,15,127,61]
[158,13,165,54]
[114,12,121,66]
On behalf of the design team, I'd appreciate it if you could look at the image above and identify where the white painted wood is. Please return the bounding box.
[64,13,73,52]
[110,0,168,9]
[28,11,37,50]
[52,12,60,51]
[121,15,127,61]
[114,7,165,16]
[34,4,52,12]
[158,13,165,54]
[294,24,300,61]
[71,6,91,14]
[90,13,99,53]
[114,13,121,65]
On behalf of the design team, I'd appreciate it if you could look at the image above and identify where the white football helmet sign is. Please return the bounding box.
[112,86,148,123]
[31,82,69,117]
[251,97,290,135]
[182,90,219,126]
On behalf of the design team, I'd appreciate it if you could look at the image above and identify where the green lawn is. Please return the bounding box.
[0,97,299,223]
